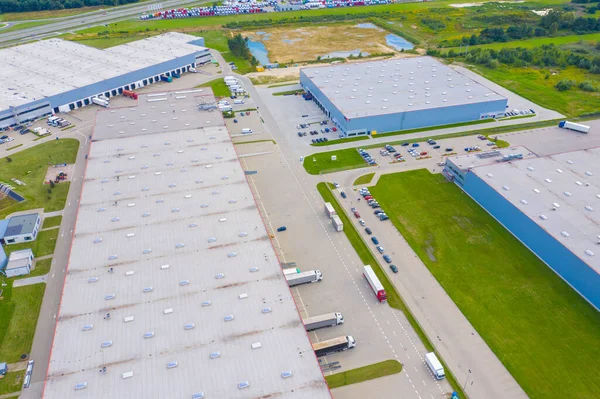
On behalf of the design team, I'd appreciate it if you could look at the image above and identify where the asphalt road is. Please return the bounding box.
[0,0,201,46]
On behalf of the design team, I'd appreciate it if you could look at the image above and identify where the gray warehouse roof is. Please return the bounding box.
[448,146,536,171]
[0,32,208,111]
[301,57,506,118]
[6,248,33,270]
[471,147,600,274]
[44,91,330,399]
[4,213,39,237]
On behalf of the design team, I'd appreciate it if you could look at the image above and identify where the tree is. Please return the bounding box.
[549,22,559,36]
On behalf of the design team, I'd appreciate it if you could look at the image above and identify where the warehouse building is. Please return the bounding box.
[445,147,600,310]
[0,213,40,245]
[44,90,330,399]
[3,249,34,278]
[299,57,508,137]
[0,32,211,129]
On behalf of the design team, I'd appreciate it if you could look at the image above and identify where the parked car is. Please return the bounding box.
[340,191,347,199]
[420,151,428,156]
[332,127,337,132]
[4,137,14,142]
[433,145,441,149]
[390,264,398,273]
[445,147,453,152]
[401,142,410,146]
[371,237,379,245]
[334,182,340,188]
[365,227,372,235]
[277,226,287,232]
[353,211,360,218]
[412,143,420,147]
[383,255,392,263]
[374,210,383,215]
[379,214,389,221]
[376,246,384,254]
[298,132,303,137]
[359,219,366,226]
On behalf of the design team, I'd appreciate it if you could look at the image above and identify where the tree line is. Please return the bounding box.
[227,34,258,66]
[0,0,138,14]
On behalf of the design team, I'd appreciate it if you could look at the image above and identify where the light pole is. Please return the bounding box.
[463,369,472,391]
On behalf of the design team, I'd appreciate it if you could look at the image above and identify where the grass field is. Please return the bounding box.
[20,258,52,279]
[0,5,106,21]
[369,169,600,398]
[325,360,402,389]
[303,149,369,175]
[0,139,78,218]
[0,280,46,363]
[4,228,59,258]
[0,20,51,33]
[310,136,370,147]
[0,371,25,395]
[353,173,375,186]
[316,182,466,397]
[197,78,230,97]
[42,215,62,229]
[447,32,600,53]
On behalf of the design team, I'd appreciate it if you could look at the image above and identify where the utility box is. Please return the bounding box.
[332,215,343,232]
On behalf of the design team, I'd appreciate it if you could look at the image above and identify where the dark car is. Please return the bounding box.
[277,226,287,232]
[298,132,303,137]
[365,227,372,235]
[401,142,410,146]
[340,191,347,199]
[433,145,441,149]
[412,143,420,147]
[390,264,398,273]
[371,237,379,245]
[383,255,392,263]
[374,210,383,215]
[445,147,453,152]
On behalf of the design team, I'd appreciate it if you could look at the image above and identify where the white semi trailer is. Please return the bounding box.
[559,121,590,133]
[425,352,445,380]
[286,270,322,286]
[303,312,344,331]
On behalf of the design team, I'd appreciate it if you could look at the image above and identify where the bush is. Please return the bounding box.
[578,81,597,91]
[556,79,576,91]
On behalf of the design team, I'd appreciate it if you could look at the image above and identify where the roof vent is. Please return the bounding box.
[527,166,534,171]
[238,381,250,389]
[586,205,593,211]
[166,361,177,369]
[533,189,540,193]
[281,371,293,379]
[502,186,510,191]
[210,351,221,359]
[556,169,563,173]
[545,178,552,183]
[224,315,234,322]
[520,199,528,205]
[561,231,570,237]
[564,192,572,197]
[185,323,195,330]
[585,250,595,256]
[539,214,548,220]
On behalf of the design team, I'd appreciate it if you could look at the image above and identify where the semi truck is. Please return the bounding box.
[122,90,138,100]
[283,267,300,276]
[332,215,343,232]
[172,72,181,78]
[91,97,110,108]
[363,265,386,303]
[313,335,355,357]
[160,75,173,83]
[559,121,590,133]
[303,312,344,331]
[425,352,445,380]
[286,270,322,287]
[324,202,336,218]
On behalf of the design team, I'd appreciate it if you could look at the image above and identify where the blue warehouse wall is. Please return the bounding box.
[347,99,507,134]
[463,171,600,310]
[299,70,348,133]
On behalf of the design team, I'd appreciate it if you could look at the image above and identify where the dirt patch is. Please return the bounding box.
[44,163,74,185]
[242,23,399,63]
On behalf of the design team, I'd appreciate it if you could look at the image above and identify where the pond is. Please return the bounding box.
[322,49,370,59]
[247,38,271,65]
[355,22,414,51]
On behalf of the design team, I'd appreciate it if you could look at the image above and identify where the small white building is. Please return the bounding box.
[2,213,40,245]
[4,249,34,278]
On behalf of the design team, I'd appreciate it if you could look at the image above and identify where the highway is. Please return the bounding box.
[0,0,201,47]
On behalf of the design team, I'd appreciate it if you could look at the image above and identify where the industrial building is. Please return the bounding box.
[44,90,330,399]
[3,248,34,278]
[299,57,508,137]
[445,147,600,310]
[0,32,211,129]
[0,213,40,244]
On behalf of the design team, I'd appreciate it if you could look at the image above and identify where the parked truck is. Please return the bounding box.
[324,202,336,219]
[363,265,386,303]
[313,335,355,357]
[160,75,173,83]
[283,267,300,276]
[122,90,138,100]
[172,72,181,78]
[303,312,344,331]
[332,215,343,232]
[286,270,322,287]
[91,97,109,108]
[559,121,590,133]
[425,352,445,380]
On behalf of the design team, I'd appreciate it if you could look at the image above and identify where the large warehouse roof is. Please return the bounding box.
[301,57,506,118]
[471,147,600,274]
[0,32,207,111]
[44,91,330,399]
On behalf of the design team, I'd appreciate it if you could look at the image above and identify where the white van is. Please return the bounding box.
[242,128,252,134]
[234,99,244,105]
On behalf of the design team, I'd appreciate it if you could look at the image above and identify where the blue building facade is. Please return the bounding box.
[445,164,600,310]
[299,69,507,137]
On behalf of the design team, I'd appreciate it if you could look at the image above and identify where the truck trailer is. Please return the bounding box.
[91,97,109,108]
[332,215,343,232]
[425,352,445,380]
[313,335,355,357]
[363,265,386,303]
[286,270,322,287]
[303,312,344,331]
[160,75,173,83]
[122,90,138,100]
[324,202,336,218]
[559,121,590,133]
[282,268,300,276]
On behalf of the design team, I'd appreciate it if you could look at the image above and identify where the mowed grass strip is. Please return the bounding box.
[369,170,600,398]
[197,78,230,97]
[5,228,59,258]
[0,139,79,218]
[353,173,375,186]
[42,215,62,229]
[304,149,369,175]
[325,359,402,389]
[0,371,25,395]
[0,281,46,363]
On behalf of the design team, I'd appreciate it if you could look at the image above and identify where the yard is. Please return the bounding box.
[0,139,79,218]
[369,169,600,398]
[197,78,231,97]
[3,229,59,258]
[353,173,375,186]
[42,215,62,229]
[303,149,369,175]
[0,280,46,363]
[325,359,402,389]
[0,371,25,396]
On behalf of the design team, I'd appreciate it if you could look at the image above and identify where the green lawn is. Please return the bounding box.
[446,32,600,53]
[42,215,62,229]
[21,258,52,279]
[353,173,375,186]
[326,360,402,389]
[0,20,51,33]
[316,182,466,397]
[0,280,46,363]
[197,78,230,98]
[303,149,369,175]
[272,89,304,96]
[369,170,600,398]
[310,136,370,147]
[4,228,59,258]
[0,139,78,218]
[0,371,25,395]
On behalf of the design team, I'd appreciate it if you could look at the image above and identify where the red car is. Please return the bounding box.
[364,195,373,200]
[332,127,337,132]
[354,211,360,218]
[420,151,428,156]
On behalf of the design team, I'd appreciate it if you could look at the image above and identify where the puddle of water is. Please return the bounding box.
[386,34,414,51]
[282,38,303,44]
[356,23,380,29]
[322,49,369,59]
[247,39,270,65]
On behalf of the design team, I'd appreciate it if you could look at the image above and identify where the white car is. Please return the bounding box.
[5,137,14,142]
[376,246,384,254]
[333,182,340,188]
[359,219,366,226]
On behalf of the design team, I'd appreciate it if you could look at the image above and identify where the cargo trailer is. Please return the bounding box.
[558,121,590,133]
[425,352,445,380]
[303,312,344,331]
[286,270,322,286]
[324,202,336,218]
[364,265,386,302]
[313,335,355,357]
[332,215,343,232]
[283,268,300,276]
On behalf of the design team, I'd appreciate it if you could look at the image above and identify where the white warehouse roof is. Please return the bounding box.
[471,147,600,274]
[0,32,208,111]
[43,90,330,399]
[301,57,506,118]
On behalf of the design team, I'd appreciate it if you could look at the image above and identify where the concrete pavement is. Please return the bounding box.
[13,275,47,287]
